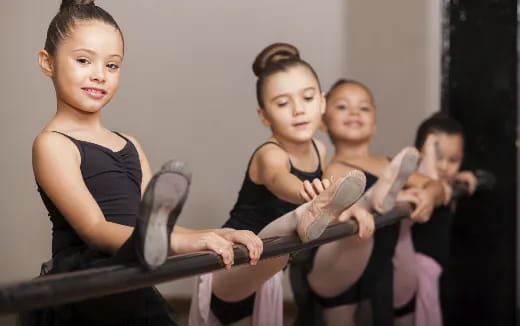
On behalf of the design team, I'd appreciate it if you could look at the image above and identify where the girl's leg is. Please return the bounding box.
[213,172,366,302]
[308,145,419,294]
[212,255,290,302]
[392,137,436,326]
[307,235,373,300]
[212,204,321,301]
[303,208,372,325]
[113,160,191,269]
[393,220,417,326]
[307,147,419,325]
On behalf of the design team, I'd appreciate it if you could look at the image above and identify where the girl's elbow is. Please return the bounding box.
[80,222,119,254]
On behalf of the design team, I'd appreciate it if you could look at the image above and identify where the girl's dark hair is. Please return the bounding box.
[45,0,123,56]
[252,43,321,108]
[326,78,375,104]
[414,112,465,149]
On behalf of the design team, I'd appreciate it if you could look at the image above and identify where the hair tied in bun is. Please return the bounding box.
[252,42,320,108]
[252,43,300,77]
[60,0,95,11]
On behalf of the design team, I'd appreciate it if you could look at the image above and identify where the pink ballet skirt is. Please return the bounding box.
[415,253,443,326]
[189,271,284,326]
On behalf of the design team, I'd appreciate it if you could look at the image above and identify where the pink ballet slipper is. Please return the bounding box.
[297,170,366,242]
[368,147,420,214]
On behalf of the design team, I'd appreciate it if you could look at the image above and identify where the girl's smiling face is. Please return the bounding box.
[324,82,376,144]
[41,20,124,114]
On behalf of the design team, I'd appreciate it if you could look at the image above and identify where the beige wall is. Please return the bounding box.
[345,0,441,155]
[0,1,440,320]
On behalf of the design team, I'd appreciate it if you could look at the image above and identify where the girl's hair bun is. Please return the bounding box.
[60,0,95,11]
[252,43,300,77]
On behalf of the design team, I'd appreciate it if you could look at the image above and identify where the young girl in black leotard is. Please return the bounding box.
[397,112,476,325]
[190,43,372,326]
[303,79,446,326]
[27,1,263,324]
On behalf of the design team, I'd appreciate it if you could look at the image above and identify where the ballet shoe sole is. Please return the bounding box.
[304,172,366,242]
[380,152,420,212]
[142,162,191,269]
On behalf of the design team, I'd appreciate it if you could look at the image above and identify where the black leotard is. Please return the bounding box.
[39,131,142,257]
[26,131,177,326]
[211,140,323,324]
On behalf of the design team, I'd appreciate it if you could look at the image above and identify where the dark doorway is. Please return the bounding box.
[441,0,517,325]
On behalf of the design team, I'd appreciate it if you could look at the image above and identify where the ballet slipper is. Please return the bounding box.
[297,170,366,242]
[418,134,439,179]
[136,160,191,269]
[368,147,420,214]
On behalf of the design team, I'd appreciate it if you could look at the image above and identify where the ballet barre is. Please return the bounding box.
[0,170,494,314]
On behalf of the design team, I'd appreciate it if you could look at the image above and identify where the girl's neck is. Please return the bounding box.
[272,136,314,157]
[333,139,371,161]
[52,102,103,131]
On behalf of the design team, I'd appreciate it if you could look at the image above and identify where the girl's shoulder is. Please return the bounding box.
[248,140,292,184]
[32,131,83,180]
[252,141,290,168]
[33,131,79,158]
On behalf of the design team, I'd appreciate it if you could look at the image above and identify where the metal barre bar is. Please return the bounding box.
[0,202,413,314]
